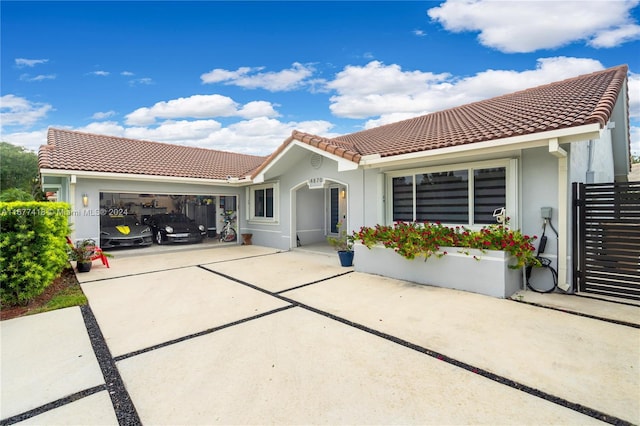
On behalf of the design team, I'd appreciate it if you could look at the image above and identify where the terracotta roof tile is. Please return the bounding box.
[296,65,628,159]
[40,66,629,181]
[40,129,267,180]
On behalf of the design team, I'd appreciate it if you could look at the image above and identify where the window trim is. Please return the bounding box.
[248,182,279,224]
[385,158,518,228]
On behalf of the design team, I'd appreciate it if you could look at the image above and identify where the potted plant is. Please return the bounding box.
[327,221,355,267]
[67,239,100,272]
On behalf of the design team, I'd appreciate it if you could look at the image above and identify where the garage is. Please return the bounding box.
[39,128,264,250]
[99,193,238,249]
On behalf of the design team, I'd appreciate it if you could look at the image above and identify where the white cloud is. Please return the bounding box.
[91,110,117,120]
[630,126,640,156]
[201,63,314,92]
[327,57,605,122]
[200,66,256,83]
[89,71,110,76]
[125,94,278,126]
[15,58,48,68]
[326,61,451,118]
[66,116,334,155]
[124,120,223,143]
[0,94,53,127]
[76,121,126,137]
[427,0,640,53]
[121,71,135,76]
[58,115,332,155]
[413,29,426,37]
[591,23,640,48]
[628,72,640,119]
[0,104,330,155]
[0,129,48,152]
[19,74,56,82]
[328,61,450,97]
[237,101,281,119]
[128,77,154,86]
[196,117,334,154]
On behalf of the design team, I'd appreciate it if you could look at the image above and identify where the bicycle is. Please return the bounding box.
[219,210,237,242]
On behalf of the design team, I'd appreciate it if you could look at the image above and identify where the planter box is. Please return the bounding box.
[354,242,523,298]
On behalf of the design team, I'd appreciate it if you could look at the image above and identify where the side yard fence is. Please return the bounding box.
[572,181,640,301]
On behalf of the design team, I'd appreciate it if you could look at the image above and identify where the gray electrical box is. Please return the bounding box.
[541,207,552,220]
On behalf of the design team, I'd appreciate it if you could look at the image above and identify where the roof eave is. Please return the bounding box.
[38,168,251,186]
[252,137,359,184]
[359,123,602,168]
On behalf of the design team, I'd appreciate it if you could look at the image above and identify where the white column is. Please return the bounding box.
[549,139,570,290]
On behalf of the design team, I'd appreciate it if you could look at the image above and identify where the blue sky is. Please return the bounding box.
[1,1,639,157]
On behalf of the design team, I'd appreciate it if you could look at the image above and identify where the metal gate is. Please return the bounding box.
[572,181,640,301]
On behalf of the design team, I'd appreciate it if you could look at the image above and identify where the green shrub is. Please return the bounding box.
[0,201,71,306]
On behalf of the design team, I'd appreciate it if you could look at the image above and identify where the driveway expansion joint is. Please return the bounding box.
[275,270,354,294]
[511,299,640,329]
[80,305,141,426]
[291,300,631,425]
[0,385,106,426]
[79,251,285,283]
[113,304,296,362]
[200,265,632,425]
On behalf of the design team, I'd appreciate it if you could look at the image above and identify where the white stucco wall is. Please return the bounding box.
[520,147,560,289]
[569,130,615,184]
[245,148,364,250]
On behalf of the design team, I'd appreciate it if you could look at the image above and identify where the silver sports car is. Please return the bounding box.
[100,214,153,248]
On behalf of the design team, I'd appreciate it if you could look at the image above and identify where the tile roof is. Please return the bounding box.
[40,129,267,180]
[40,65,629,182]
[249,131,362,179]
[294,65,629,160]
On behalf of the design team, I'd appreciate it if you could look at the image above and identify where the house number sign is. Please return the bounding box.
[307,177,325,189]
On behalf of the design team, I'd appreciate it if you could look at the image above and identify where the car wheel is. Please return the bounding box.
[155,231,165,245]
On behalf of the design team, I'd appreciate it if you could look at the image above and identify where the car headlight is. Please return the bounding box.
[141,227,151,234]
[198,225,205,232]
[165,225,174,233]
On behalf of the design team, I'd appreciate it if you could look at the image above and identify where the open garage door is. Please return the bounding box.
[99,192,237,249]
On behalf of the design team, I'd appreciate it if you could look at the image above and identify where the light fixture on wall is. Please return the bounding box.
[82,193,89,207]
[340,189,346,199]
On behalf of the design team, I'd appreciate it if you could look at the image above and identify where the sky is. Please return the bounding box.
[1,1,639,159]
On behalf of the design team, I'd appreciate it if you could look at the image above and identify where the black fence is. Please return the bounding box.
[572,181,640,301]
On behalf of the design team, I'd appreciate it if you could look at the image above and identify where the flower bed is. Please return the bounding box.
[353,222,537,298]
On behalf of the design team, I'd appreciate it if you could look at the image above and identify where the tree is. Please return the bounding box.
[0,188,34,201]
[0,142,41,198]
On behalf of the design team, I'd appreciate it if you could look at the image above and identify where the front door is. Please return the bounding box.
[328,185,347,234]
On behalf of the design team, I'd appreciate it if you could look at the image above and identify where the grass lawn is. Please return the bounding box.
[0,267,87,321]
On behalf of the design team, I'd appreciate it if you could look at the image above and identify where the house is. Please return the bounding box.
[39,65,631,292]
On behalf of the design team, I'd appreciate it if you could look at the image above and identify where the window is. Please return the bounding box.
[473,167,506,224]
[387,160,513,226]
[416,170,469,223]
[254,187,274,218]
[249,183,278,222]
[392,176,413,222]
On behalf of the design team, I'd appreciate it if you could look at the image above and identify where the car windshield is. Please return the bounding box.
[158,214,190,223]
[102,215,141,227]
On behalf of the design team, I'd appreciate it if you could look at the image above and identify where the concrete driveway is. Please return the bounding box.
[1,245,638,425]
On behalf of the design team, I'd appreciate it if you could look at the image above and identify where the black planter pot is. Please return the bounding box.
[76,261,92,273]
[337,250,354,267]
